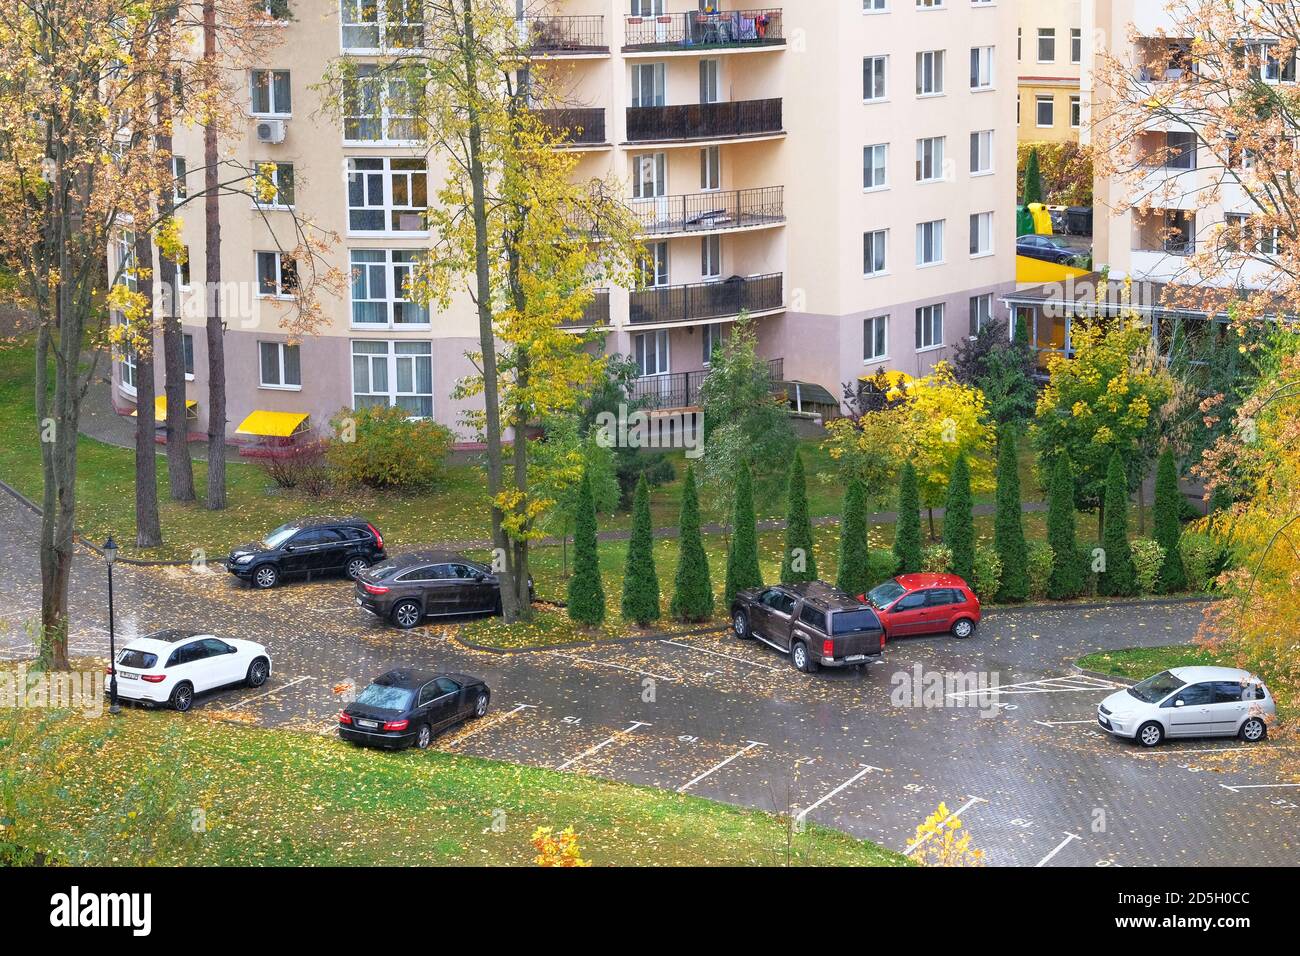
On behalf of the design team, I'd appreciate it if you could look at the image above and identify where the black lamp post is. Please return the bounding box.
[104,535,120,716]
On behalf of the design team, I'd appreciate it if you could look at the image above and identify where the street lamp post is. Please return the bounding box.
[104,535,119,716]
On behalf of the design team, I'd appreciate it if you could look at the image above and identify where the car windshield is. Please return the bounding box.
[830,609,880,634]
[118,649,157,669]
[355,684,414,711]
[866,581,905,608]
[262,524,298,549]
[1127,670,1186,704]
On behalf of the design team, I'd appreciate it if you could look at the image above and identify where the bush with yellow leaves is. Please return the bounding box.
[906,802,984,867]
[531,825,590,867]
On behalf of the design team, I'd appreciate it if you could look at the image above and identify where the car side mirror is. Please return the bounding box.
[1174,698,1185,707]
[283,545,294,552]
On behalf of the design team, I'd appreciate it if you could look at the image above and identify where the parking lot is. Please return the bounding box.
[2,492,1296,867]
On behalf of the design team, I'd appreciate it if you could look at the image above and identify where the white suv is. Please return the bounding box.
[1097,666,1275,747]
[108,630,272,712]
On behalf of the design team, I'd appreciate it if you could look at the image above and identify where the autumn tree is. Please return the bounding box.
[1021,147,1044,205]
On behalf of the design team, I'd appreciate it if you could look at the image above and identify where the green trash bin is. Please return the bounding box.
[1016,204,1034,237]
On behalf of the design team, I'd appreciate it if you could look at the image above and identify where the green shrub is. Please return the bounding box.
[1152,449,1186,592]
[836,477,871,598]
[921,543,952,574]
[1180,532,1226,592]
[1077,542,1100,596]
[723,464,763,607]
[1027,541,1053,600]
[1130,538,1167,595]
[1097,452,1137,596]
[892,461,923,574]
[868,548,899,585]
[992,424,1028,602]
[943,455,975,582]
[972,544,1003,601]
[328,406,453,489]
[621,476,660,625]
[671,465,714,621]
[567,471,606,625]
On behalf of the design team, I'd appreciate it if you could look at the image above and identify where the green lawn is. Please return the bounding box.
[0,703,908,867]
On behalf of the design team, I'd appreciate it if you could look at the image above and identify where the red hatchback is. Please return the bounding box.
[860,573,981,640]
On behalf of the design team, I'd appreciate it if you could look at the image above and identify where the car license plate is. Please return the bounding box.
[357,718,378,729]
[355,597,363,606]
[1098,716,1110,728]
[116,672,138,680]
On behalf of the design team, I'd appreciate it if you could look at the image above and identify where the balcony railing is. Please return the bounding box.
[520,15,607,54]
[626,98,782,143]
[629,273,783,325]
[561,289,610,328]
[631,186,783,236]
[623,9,783,52]
[631,358,784,410]
[535,108,607,145]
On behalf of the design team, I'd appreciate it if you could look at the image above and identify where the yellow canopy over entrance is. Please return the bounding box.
[130,396,197,422]
[235,410,309,438]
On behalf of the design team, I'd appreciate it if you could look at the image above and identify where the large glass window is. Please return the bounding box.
[863,229,887,276]
[916,136,945,182]
[259,341,301,389]
[863,56,888,101]
[342,64,422,143]
[351,340,433,417]
[970,129,993,174]
[340,0,424,52]
[347,157,428,233]
[915,303,943,350]
[350,249,429,326]
[633,330,670,376]
[863,143,888,189]
[863,315,887,361]
[915,50,945,95]
[250,70,292,115]
[916,219,944,265]
[256,251,298,297]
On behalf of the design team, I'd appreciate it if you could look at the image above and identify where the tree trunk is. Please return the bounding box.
[202,0,227,510]
[1135,474,1146,535]
[133,230,163,548]
[927,507,936,540]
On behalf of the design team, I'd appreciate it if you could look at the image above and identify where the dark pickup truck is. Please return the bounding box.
[731,581,886,673]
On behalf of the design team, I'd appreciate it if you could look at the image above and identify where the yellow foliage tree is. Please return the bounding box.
[906,802,984,867]
[531,826,591,867]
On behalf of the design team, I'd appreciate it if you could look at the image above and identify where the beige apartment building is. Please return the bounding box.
[112,1,1017,443]
[1017,0,1081,143]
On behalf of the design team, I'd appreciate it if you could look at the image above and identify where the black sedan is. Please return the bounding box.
[339,669,490,750]
[1016,234,1082,265]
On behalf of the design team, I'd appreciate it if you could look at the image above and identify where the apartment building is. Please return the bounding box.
[1017,0,1081,143]
[111,1,1017,443]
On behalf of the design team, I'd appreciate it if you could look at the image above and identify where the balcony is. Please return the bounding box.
[535,108,607,146]
[623,9,783,53]
[632,358,783,410]
[626,98,782,143]
[629,273,783,326]
[561,289,610,329]
[520,16,607,55]
[632,186,783,236]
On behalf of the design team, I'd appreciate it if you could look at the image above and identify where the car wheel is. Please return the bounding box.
[252,564,279,590]
[391,600,422,629]
[345,556,369,580]
[414,723,433,750]
[1240,716,1267,742]
[791,641,818,673]
[1137,721,1164,748]
[473,691,490,718]
[733,610,749,638]
[170,682,194,713]
[245,657,270,688]
[951,618,975,639]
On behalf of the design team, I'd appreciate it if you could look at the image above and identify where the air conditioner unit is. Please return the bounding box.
[255,119,286,144]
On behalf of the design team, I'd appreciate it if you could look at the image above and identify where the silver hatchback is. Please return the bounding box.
[1097,666,1276,747]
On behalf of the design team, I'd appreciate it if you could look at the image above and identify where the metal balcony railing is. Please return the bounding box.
[631,186,783,236]
[631,357,784,410]
[561,289,610,328]
[623,9,783,51]
[626,98,782,143]
[629,273,783,325]
[535,107,607,145]
[520,15,607,53]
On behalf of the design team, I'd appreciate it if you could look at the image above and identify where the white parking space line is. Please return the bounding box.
[677,741,766,793]
[443,703,536,749]
[1034,719,1099,727]
[660,639,778,671]
[555,721,649,771]
[795,765,886,826]
[903,795,987,856]
[214,675,311,710]
[1219,782,1300,792]
[1035,832,1081,867]
[1126,745,1295,758]
[543,651,677,683]
[947,675,1119,700]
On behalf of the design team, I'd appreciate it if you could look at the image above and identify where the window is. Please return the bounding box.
[262,0,291,20]
[1165,130,1197,169]
[351,340,434,417]
[916,50,945,96]
[970,129,993,174]
[699,59,720,104]
[350,249,429,326]
[969,211,993,256]
[701,234,721,279]
[863,143,888,189]
[634,330,670,376]
[633,152,667,199]
[702,323,724,364]
[915,136,945,182]
[1035,94,1054,127]
[863,229,887,275]
[259,341,301,389]
[1037,28,1055,63]
[250,69,291,116]
[254,161,295,208]
[631,63,665,107]
[172,156,187,201]
[700,146,720,190]
[916,0,944,7]
[182,333,195,378]
[1016,93,1020,124]
[255,250,298,297]
[1070,95,1081,128]
[969,294,993,335]
[1070,28,1082,64]
[863,0,887,11]
[863,315,887,361]
[340,0,423,52]
[119,327,137,391]
[641,241,669,287]
[863,56,888,101]
[176,246,191,288]
[347,157,428,233]
[915,219,944,265]
[342,64,421,142]
[915,303,943,349]
[970,47,994,90]
[1017,27,1021,62]
[1263,44,1298,84]
[631,1,664,18]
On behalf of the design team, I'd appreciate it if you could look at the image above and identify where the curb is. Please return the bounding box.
[983,593,1218,615]
[1072,664,1138,686]
[455,621,729,655]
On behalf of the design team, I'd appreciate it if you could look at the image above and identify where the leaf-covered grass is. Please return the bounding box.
[0,703,908,867]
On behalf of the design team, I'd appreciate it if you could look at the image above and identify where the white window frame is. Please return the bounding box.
[255,250,298,298]
[915,219,945,267]
[970,129,993,175]
[701,323,724,365]
[351,339,434,418]
[631,62,666,107]
[339,0,424,54]
[250,69,292,117]
[182,332,195,380]
[969,211,994,257]
[863,315,888,362]
[1035,94,1054,128]
[969,294,993,335]
[346,157,428,236]
[1037,28,1055,64]
[863,229,888,276]
[259,341,302,390]
[1070,95,1081,128]
[970,46,994,91]
[916,50,945,96]
[916,0,945,8]
[700,146,721,191]
[915,136,945,182]
[349,249,430,328]
[342,64,421,145]
[701,234,722,280]
[252,161,295,209]
[633,152,667,199]
[863,55,888,102]
[863,0,888,11]
[1070,28,1082,65]
[915,303,944,351]
[172,156,187,202]
[699,59,720,104]
[634,330,670,377]
[863,143,888,190]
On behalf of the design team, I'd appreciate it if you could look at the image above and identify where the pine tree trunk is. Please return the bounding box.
[202,0,227,510]
[133,230,163,548]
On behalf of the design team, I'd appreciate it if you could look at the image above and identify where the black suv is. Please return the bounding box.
[731,581,885,673]
[226,517,386,589]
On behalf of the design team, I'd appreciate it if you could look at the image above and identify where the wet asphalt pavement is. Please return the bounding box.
[2,492,1296,867]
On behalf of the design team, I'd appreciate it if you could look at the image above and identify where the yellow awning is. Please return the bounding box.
[1016,255,1090,285]
[235,410,309,438]
[130,396,197,422]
